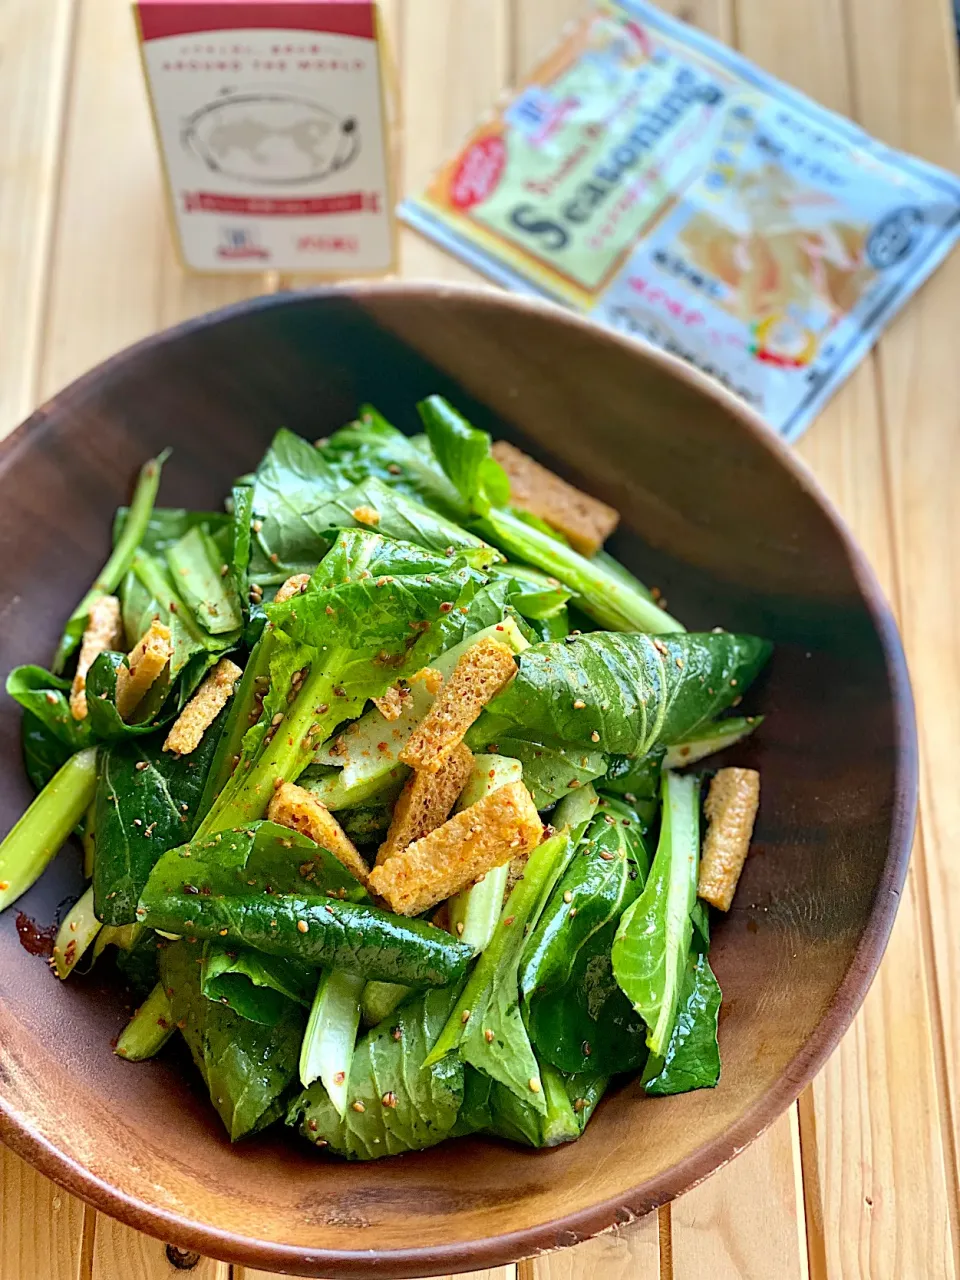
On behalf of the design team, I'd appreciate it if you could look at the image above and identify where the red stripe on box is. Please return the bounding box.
[182,190,380,214]
[137,2,375,42]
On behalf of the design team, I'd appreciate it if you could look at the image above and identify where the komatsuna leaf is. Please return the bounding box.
[612,770,701,1056]
[520,796,650,999]
[138,821,472,988]
[642,950,721,1096]
[6,666,91,755]
[166,525,243,635]
[308,477,498,567]
[484,632,771,759]
[287,982,464,1159]
[83,651,174,742]
[248,427,350,583]
[93,707,227,925]
[22,710,77,791]
[161,940,303,1141]
[417,395,511,516]
[113,506,231,557]
[465,730,606,810]
[201,943,316,1025]
[318,404,467,522]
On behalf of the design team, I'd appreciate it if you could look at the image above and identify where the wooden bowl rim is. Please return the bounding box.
[0,281,918,1277]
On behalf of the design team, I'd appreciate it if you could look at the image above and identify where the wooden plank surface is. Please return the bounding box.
[0,1,958,1279]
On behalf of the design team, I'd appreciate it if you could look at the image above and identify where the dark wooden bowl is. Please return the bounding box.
[0,284,915,1276]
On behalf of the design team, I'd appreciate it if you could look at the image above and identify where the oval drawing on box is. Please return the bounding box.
[181,92,360,186]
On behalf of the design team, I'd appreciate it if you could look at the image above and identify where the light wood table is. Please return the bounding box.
[1,1,958,1277]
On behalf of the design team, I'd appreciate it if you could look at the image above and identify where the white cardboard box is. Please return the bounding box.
[134,0,396,274]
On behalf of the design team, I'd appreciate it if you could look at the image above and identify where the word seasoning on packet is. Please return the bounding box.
[135,0,395,275]
[401,0,960,440]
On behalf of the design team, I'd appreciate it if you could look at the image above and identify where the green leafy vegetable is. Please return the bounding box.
[480,631,771,759]
[417,396,682,632]
[93,708,226,925]
[138,822,472,988]
[166,525,243,635]
[115,981,176,1061]
[427,831,573,1109]
[0,747,98,912]
[612,771,701,1056]
[6,666,90,756]
[287,982,464,1159]
[299,969,365,1115]
[161,940,303,1141]
[201,944,315,1025]
[53,452,168,673]
[642,950,722,1095]
[520,796,649,999]
[199,531,481,833]
[663,715,763,769]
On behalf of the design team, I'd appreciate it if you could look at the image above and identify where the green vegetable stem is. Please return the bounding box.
[0,747,98,912]
[115,981,176,1061]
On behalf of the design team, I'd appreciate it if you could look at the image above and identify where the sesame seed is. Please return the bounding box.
[135,761,149,772]
[352,1101,365,1113]
[528,1078,541,1093]
[456,921,465,936]
[591,730,600,742]
[484,1029,495,1043]
[563,890,573,903]
[573,1097,586,1113]
[568,907,578,918]
[297,920,309,933]
[582,1040,592,1057]
[392,1026,402,1041]
[503,915,515,926]
[381,1091,398,1108]
[461,1009,472,1024]
[573,699,586,710]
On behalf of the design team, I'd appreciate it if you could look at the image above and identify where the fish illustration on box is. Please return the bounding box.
[182,92,360,187]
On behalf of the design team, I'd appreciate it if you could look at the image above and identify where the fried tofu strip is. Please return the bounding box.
[399,638,516,773]
[163,658,243,755]
[114,620,172,721]
[268,782,371,888]
[372,683,405,721]
[491,439,619,556]
[274,572,311,604]
[698,767,761,911]
[69,595,123,720]
[367,780,543,916]
[376,742,473,866]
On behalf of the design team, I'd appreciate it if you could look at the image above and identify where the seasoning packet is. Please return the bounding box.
[400,0,960,440]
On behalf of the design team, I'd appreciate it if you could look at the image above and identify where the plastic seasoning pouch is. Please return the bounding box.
[400,0,960,440]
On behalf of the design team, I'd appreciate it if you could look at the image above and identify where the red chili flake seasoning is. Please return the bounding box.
[308,1118,319,1132]
[581,1040,592,1057]
[333,1071,346,1085]
[183,883,200,895]
[16,913,56,957]
[391,1026,403,1041]
[572,1097,586,1114]
[438,602,453,613]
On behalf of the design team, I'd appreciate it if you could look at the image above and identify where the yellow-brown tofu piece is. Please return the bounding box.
[115,620,172,721]
[69,595,123,720]
[376,742,473,866]
[367,780,543,916]
[698,767,760,911]
[163,658,243,755]
[274,573,311,604]
[268,782,370,887]
[491,439,619,556]
[400,637,516,774]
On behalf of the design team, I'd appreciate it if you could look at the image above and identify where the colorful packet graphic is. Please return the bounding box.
[400,0,960,440]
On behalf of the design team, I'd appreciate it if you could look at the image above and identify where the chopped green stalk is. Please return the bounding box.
[53,453,168,672]
[663,715,763,769]
[198,654,366,834]
[82,800,96,879]
[166,525,243,634]
[612,771,700,1056]
[537,1064,582,1146]
[114,981,176,1061]
[425,830,573,1067]
[360,980,411,1027]
[93,922,143,960]
[551,782,599,844]
[477,506,684,633]
[195,628,277,822]
[302,764,409,813]
[0,747,98,912]
[448,755,523,953]
[299,969,365,1117]
[51,885,101,979]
